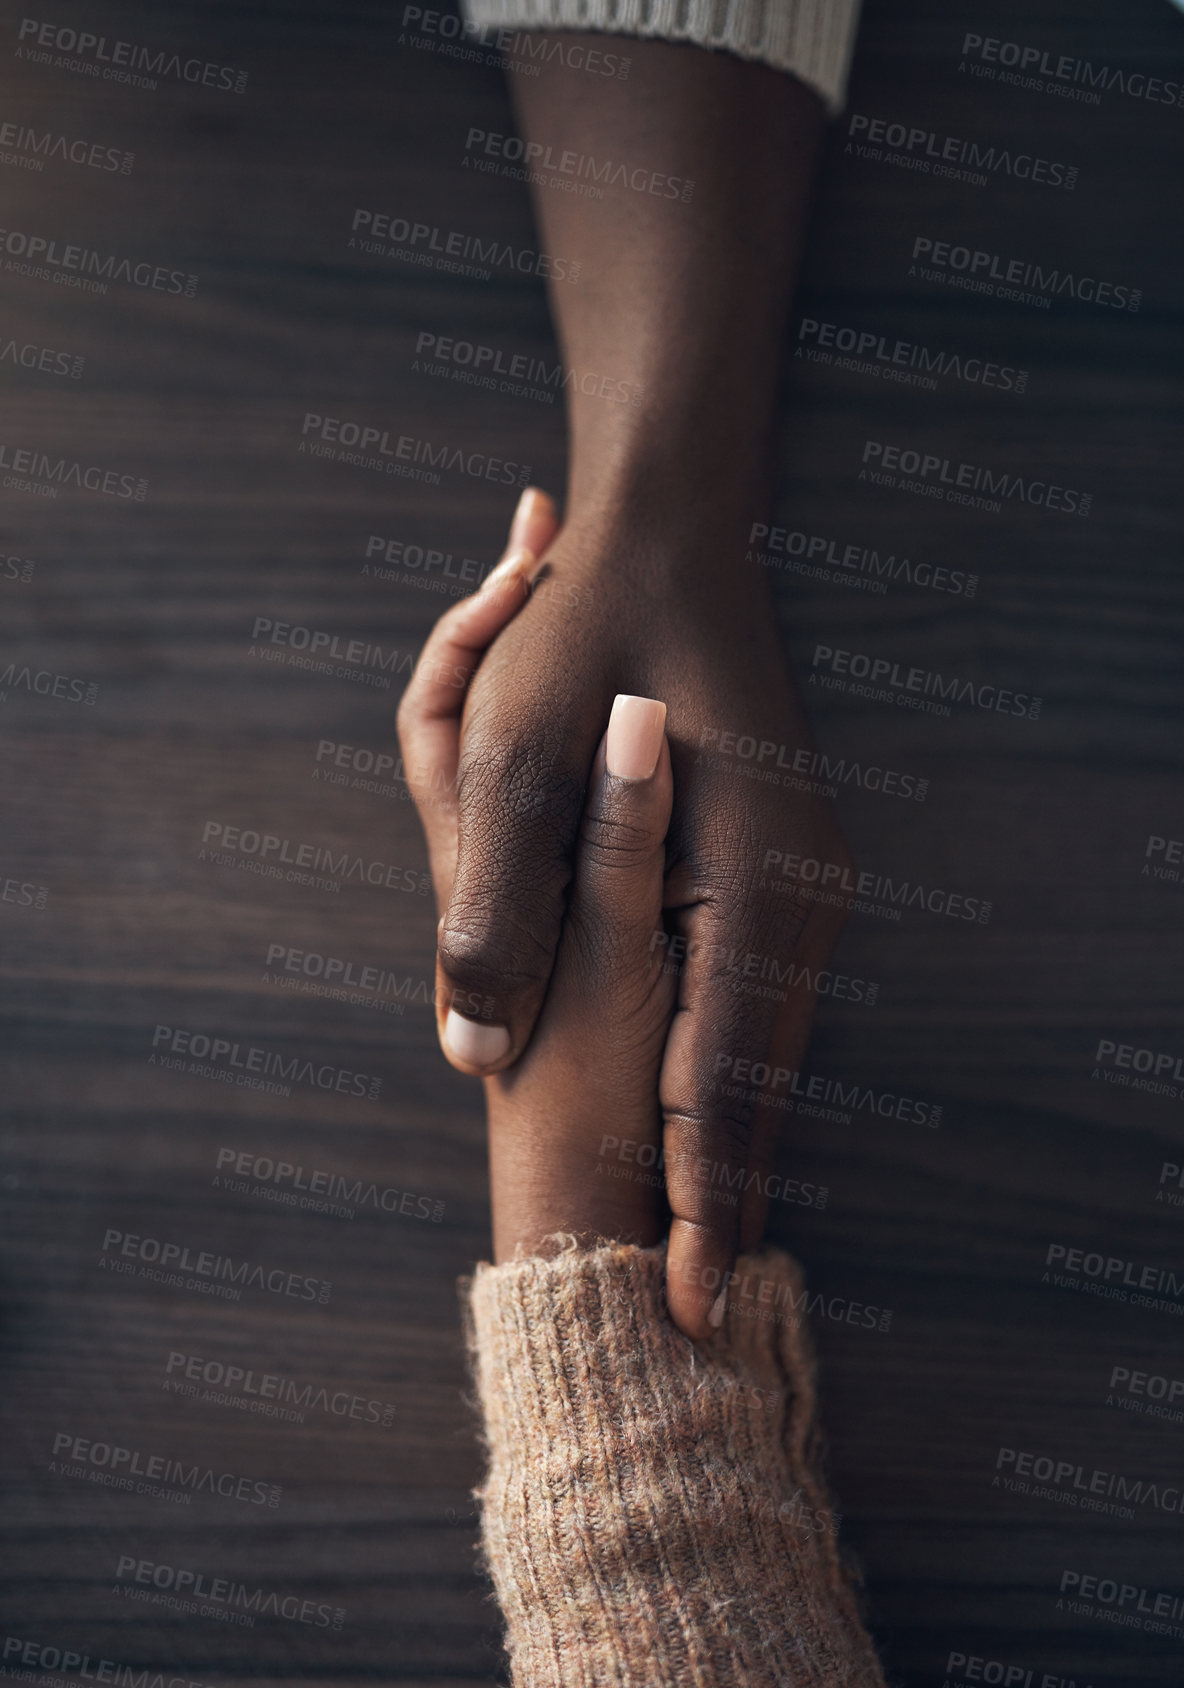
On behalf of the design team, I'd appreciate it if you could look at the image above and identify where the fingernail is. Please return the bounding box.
[507,487,544,553]
[443,1009,510,1067]
[480,546,535,596]
[606,694,666,780]
[708,1289,727,1330]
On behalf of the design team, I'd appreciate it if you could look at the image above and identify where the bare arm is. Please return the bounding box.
[414,42,853,1338]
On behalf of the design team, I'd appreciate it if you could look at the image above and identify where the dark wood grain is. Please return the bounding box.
[1,1,1182,1684]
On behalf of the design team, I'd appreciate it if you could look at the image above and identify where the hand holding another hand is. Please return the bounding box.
[398,490,854,1336]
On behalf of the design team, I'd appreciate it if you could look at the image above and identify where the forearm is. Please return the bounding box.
[507,39,826,533]
[427,44,852,1346]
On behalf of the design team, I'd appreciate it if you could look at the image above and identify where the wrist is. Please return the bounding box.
[560,453,770,585]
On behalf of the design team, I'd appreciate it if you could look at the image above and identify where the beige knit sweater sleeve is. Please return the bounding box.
[465,1242,886,1687]
[458,0,862,113]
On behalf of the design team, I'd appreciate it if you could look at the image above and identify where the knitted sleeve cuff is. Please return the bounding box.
[464,1241,885,1688]
[458,0,862,113]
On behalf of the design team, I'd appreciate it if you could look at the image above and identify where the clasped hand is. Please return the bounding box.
[397,489,852,1338]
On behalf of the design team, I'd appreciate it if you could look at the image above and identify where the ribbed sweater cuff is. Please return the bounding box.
[465,1242,885,1687]
[459,0,861,112]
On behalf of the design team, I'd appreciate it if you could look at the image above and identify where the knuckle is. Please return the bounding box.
[665,1105,755,1165]
[437,912,554,1002]
[578,804,660,873]
[446,740,584,1000]
[697,839,762,906]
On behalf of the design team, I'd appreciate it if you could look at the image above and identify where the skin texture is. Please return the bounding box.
[401,41,855,1337]
[398,494,673,1261]
[400,489,854,1332]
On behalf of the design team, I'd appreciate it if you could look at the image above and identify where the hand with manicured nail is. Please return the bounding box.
[482,691,676,1263]
[399,515,678,1261]
[398,486,855,1337]
[404,33,846,1339]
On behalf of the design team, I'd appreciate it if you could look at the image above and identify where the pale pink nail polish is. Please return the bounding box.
[606,694,666,781]
[708,1289,727,1329]
[443,1009,510,1067]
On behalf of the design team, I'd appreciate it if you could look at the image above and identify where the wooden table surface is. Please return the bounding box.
[1,1,1182,1683]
